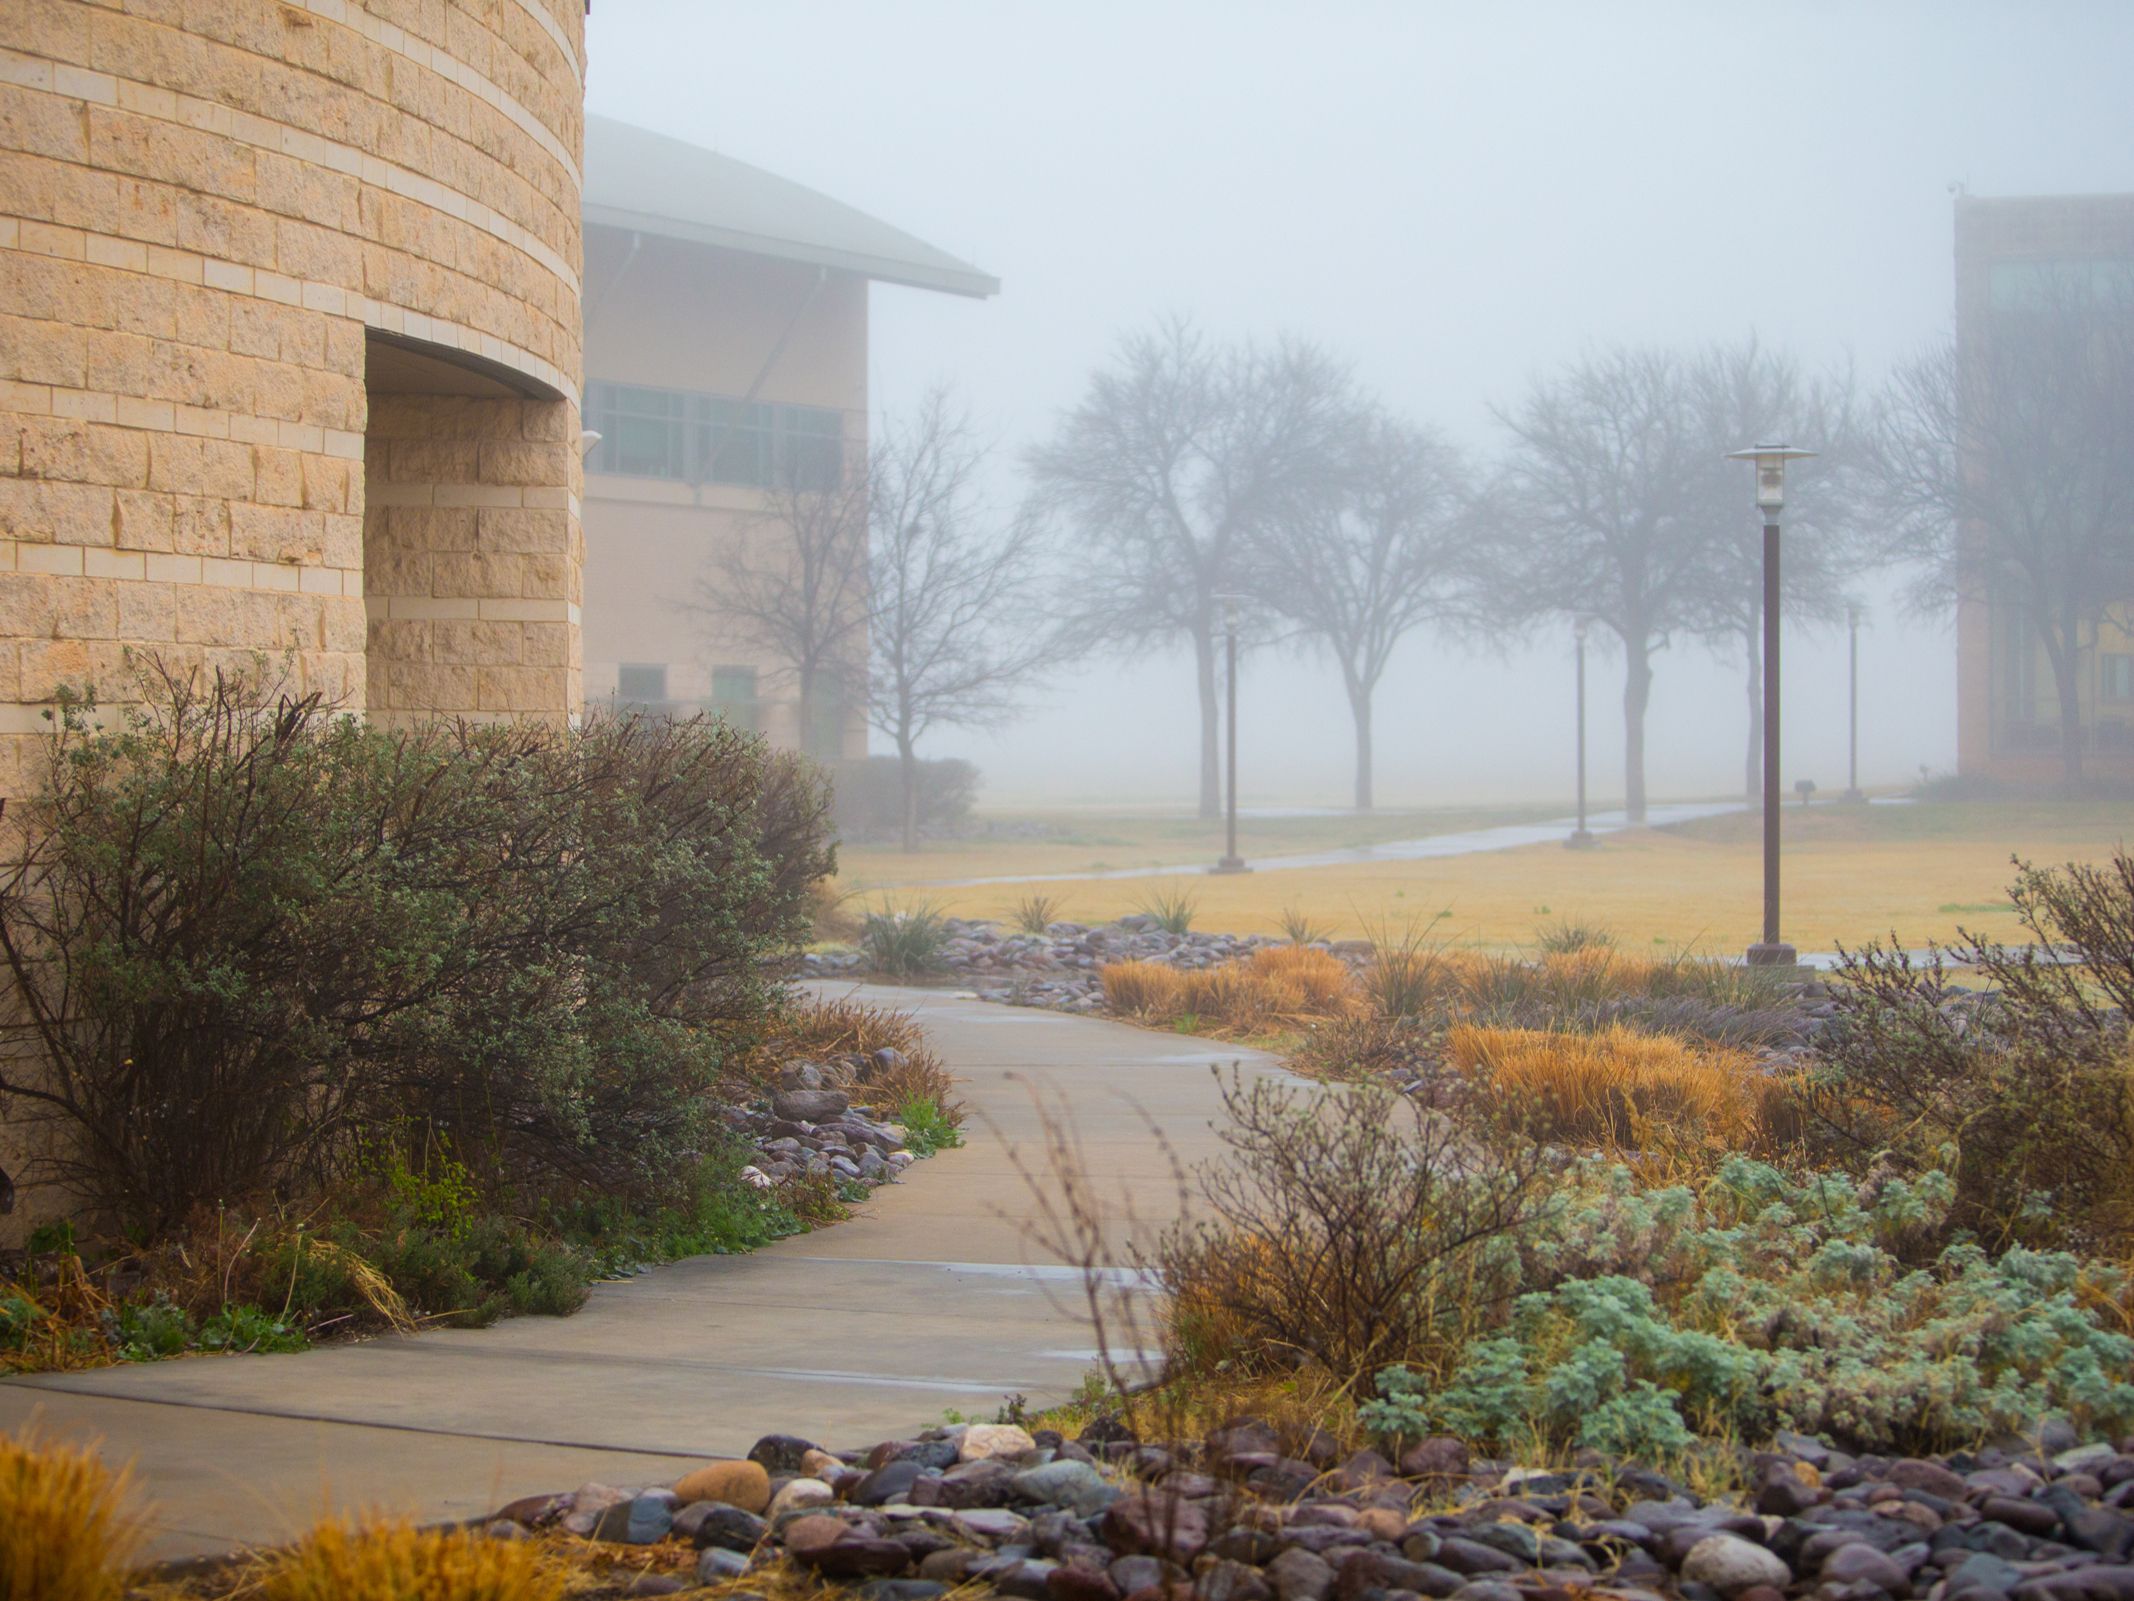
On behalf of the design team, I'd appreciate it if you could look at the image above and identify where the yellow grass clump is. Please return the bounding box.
[1103,951,1357,1033]
[1536,946,1664,994]
[1446,1021,1782,1154]
[0,1427,142,1601]
[259,1516,567,1601]
[1247,945,1355,1011]
[1100,959,1186,1017]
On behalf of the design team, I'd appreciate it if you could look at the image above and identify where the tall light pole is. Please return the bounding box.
[1727,443,1815,967]
[1213,593,1250,874]
[1844,599,1864,802]
[1566,619,1596,849]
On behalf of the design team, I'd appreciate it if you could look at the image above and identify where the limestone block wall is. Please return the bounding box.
[0,0,587,794]
[365,392,581,724]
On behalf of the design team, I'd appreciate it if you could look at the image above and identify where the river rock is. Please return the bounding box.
[1682,1533,1793,1596]
[672,1459,771,1512]
[961,1423,1039,1462]
[768,1477,837,1520]
[1016,1458,1122,1518]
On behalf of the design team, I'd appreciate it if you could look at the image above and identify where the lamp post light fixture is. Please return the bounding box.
[1212,593,1251,875]
[1844,599,1865,802]
[1566,619,1596,850]
[1726,443,1816,967]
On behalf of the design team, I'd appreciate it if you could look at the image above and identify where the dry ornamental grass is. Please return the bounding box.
[1446,1020,1789,1155]
[0,1427,141,1601]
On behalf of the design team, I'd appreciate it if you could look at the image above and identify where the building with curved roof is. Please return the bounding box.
[578,115,995,757]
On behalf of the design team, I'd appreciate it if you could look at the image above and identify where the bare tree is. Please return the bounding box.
[1681,337,1861,797]
[1487,346,1713,823]
[1247,405,1479,810]
[868,388,1057,852]
[691,452,870,754]
[1866,279,2134,788]
[1026,320,1353,818]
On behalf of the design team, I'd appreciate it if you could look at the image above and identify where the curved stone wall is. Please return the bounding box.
[0,0,587,786]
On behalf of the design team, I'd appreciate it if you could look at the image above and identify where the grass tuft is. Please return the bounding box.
[258,1515,567,1601]
[1011,893,1067,934]
[1099,959,1185,1017]
[1278,904,1334,946]
[1131,887,1198,935]
[1446,1021,1786,1155]
[0,1426,142,1601]
[858,899,950,977]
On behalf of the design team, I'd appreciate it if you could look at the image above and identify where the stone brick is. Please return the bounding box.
[3,0,584,752]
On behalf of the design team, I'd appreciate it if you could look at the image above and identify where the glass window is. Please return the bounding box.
[588,382,845,490]
[701,397,773,488]
[2103,654,2134,703]
[711,665,759,731]
[616,662,668,705]
[776,406,844,492]
[588,383,686,479]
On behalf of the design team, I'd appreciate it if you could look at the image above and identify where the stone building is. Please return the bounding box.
[0,0,589,799]
[1952,192,2134,785]
[579,115,996,761]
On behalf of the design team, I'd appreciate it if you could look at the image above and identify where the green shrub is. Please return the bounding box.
[197,1304,305,1355]
[112,1299,192,1361]
[0,662,832,1236]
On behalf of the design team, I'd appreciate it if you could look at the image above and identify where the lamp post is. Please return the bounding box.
[1844,600,1864,802]
[1726,443,1816,967]
[1213,593,1250,874]
[1566,619,1596,849]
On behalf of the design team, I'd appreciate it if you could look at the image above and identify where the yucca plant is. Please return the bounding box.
[858,900,949,978]
[1132,887,1199,935]
[1012,892,1066,934]
[1278,904,1333,946]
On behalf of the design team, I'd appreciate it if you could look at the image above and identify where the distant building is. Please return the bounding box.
[578,117,996,761]
[1952,192,2134,784]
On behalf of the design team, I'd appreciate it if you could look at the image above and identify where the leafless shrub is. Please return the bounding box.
[1800,850,2134,1250]
[1158,1071,1548,1390]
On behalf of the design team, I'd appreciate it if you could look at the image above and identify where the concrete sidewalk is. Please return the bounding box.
[0,985,1274,1560]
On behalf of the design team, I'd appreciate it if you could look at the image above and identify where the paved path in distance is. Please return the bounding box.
[0,984,1276,1561]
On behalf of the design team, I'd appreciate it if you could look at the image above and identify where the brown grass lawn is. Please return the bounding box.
[834,799,2133,954]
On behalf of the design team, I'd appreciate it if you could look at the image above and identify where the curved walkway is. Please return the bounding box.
[916,801,1752,888]
[0,986,1276,1561]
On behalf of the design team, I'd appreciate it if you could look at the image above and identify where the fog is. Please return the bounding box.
[584,2,2134,811]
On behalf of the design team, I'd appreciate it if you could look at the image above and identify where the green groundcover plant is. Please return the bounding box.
[1372,1157,2134,1458]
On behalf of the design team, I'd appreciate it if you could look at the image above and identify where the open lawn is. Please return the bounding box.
[834,798,2134,954]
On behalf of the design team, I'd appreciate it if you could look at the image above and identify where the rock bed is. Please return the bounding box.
[804,917,1296,1013]
[729,1047,924,1193]
[475,1425,2134,1596]
[476,1416,2134,1601]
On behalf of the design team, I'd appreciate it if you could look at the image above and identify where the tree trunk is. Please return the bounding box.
[1623,639,1652,824]
[1195,626,1220,820]
[897,729,919,853]
[1347,677,1374,812]
[796,666,815,761]
[2039,625,2086,792]
[1743,621,1763,801]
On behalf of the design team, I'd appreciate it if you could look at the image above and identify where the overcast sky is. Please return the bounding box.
[584,2,2134,810]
